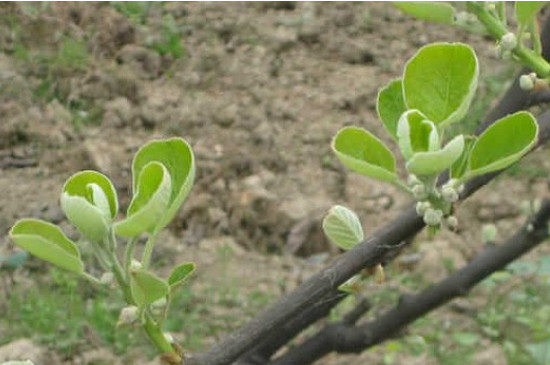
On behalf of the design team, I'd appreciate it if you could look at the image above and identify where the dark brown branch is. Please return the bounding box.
[270,200,550,364]
[233,291,348,365]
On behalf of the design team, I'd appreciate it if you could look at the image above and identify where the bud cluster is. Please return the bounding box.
[496,32,517,59]
[410,175,463,229]
[519,73,549,92]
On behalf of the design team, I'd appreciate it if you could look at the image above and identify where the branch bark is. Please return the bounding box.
[270,200,550,364]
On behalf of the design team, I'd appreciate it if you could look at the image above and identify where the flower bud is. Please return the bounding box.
[152,297,167,308]
[130,259,142,271]
[441,185,459,203]
[519,74,535,91]
[100,272,115,286]
[423,208,443,226]
[407,174,421,187]
[482,224,497,244]
[500,32,517,51]
[412,184,428,200]
[164,332,175,343]
[117,306,139,326]
[445,216,459,231]
[416,201,431,216]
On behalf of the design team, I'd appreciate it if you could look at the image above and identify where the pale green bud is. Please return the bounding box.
[441,185,459,203]
[500,33,517,51]
[130,259,142,271]
[412,184,428,200]
[117,305,139,326]
[482,224,497,244]
[445,216,458,231]
[152,297,167,308]
[100,272,115,286]
[423,208,443,226]
[163,332,175,343]
[415,201,431,216]
[407,174,421,187]
[519,74,535,91]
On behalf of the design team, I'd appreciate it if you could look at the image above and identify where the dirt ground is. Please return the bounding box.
[0,2,549,365]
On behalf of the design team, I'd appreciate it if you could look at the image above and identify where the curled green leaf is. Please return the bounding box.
[406,135,465,176]
[396,109,439,160]
[9,219,83,274]
[168,262,196,290]
[114,162,172,237]
[129,137,195,232]
[332,127,397,182]
[322,205,364,250]
[61,171,118,243]
[130,269,170,308]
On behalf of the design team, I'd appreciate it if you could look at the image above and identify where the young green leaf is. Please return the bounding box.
[377,79,406,140]
[394,2,455,25]
[332,127,397,182]
[338,274,362,294]
[403,43,479,126]
[168,262,196,289]
[396,110,439,160]
[9,219,83,274]
[450,135,476,179]
[61,171,118,243]
[130,269,170,308]
[406,135,464,176]
[322,205,364,250]
[515,2,546,28]
[130,137,195,232]
[114,162,172,237]
[467,111,538,178]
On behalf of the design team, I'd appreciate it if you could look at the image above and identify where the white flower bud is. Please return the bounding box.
[416,201,431,216]
[163,332,175,344]
[407,174,421,187]
[412,184,428,200]
[130,259,142,271]
[519,74,535,91]
[117,306,139,326]
[482,224,497,244]
[100,272,115,286]
[500,32,517,51]
[151,297,167,308]
[441,185,459,203]
[445,216,459,231]
[423,208,443,226]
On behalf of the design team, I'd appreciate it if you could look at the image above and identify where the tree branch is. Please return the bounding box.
[270,200,550,364]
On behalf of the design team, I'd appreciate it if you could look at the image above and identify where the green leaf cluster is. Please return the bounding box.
[330,42,538,230]
[8,137,196,360]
